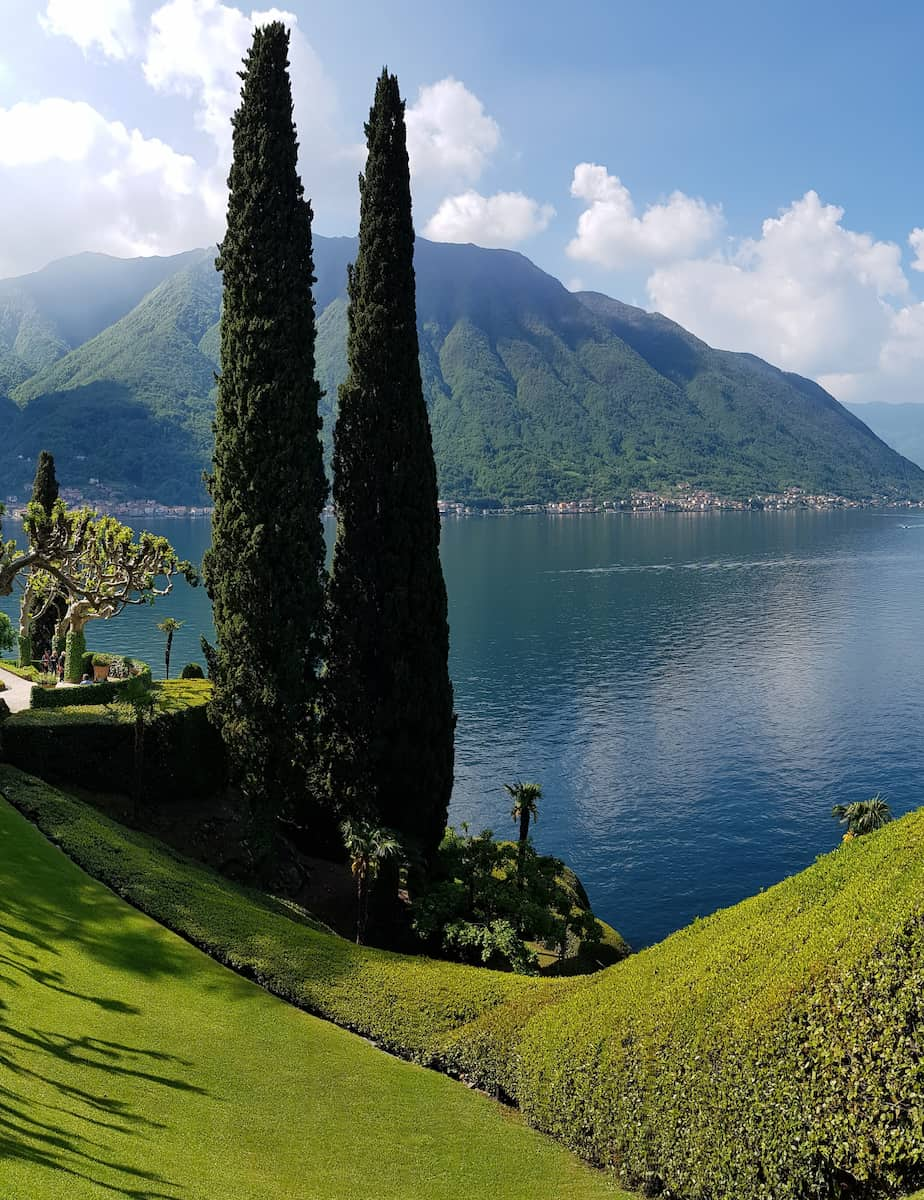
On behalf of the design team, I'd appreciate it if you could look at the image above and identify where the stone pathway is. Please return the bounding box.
[0,667,35,713]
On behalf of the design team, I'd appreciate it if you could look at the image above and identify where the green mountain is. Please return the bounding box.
[844,401,924,470]
[2,240,922,505]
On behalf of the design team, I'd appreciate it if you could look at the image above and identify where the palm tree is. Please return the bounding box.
[124,676,157,817]
[156,617,184,680]
[340,819,403,944]
[505,780,542,885]
[832,793,893,838]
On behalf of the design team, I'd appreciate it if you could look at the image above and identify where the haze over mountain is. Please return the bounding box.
[1,239,922,505]
[843,402,924,471]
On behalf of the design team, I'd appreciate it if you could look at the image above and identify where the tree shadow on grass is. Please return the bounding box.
[0,803,215,1196]
[0,1011,204,1198]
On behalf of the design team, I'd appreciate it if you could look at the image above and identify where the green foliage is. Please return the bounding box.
[444,817,924,1199]
[412,828,608,975]
[832,792,893,835]
[181,661,205,679]
[0,615,15,656]
[17,634,33,668]
[0,767,534,1064]
[340,817,403,943]
[324,70,455,861]
[4,680,221,800]
[28,661,151,708]
[31,449,59,513]
[202,21,327,853]
[156,615,184,679]
[5,766,924,1198]
[0,657,42,682]
[63,627,86,683]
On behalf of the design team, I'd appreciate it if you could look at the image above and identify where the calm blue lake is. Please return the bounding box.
[3,510,923,948]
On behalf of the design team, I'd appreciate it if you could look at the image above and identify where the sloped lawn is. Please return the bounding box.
[0,793,623,1199]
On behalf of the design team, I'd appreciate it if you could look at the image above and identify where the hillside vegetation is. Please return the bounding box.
[0,775,623,1199]
[3,765,924,1199]
[2,241,921,504]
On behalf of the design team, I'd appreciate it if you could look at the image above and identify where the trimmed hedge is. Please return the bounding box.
[3,680,222,799]
[29,660,152,708]
[2,764,923,1199]
[445,819,924,1200]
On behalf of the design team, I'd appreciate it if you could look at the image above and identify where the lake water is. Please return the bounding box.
[3,510,923,949]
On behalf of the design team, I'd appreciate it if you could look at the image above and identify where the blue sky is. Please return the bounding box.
[3,0,924,403]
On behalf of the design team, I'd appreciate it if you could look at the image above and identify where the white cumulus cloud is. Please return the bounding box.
[143,0,356,206]
[0,99,221,275]
[40,0,139,59]
[406,78,500,185]
[909,227,924,273]
[567,163,723,269]
[648,191,908,383]
[424,190,554,247]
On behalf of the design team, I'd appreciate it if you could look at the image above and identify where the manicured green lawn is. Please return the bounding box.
[0,796,624,1199]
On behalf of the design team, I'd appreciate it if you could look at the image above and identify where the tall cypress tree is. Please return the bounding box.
[31,451,59,514]
[202,22,327,863]
[27,450,63,658]
[324,69,455,863]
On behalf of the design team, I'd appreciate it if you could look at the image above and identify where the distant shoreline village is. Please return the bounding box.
[5,482,924,521]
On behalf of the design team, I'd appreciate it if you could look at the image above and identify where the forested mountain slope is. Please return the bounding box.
[2,239,921,504]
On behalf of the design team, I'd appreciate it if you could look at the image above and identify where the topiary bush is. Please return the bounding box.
[63,628,87,683]
[181,662,205,679]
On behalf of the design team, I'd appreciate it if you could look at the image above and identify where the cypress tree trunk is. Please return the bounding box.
[202,21,327,865]
[324,69,455,864]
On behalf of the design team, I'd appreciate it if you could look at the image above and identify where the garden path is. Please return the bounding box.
[0,667,34,713]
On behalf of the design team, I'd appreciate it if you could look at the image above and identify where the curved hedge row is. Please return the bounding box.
[2,763,923,1200]
[446,817,924,1199]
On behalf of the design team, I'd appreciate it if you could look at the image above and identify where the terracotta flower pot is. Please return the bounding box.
[92,664,111,681]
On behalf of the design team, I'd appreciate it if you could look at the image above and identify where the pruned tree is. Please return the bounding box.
[1,502,195,682]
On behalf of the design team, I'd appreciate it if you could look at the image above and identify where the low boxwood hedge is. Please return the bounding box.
[29,660,152,708]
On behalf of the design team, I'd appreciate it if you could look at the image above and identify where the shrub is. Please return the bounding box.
[0,659,44,683]
[181,662,205,679]
[29,661,151,709]
[63,628,86,683]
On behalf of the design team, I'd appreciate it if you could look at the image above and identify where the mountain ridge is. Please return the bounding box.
[1,238,922,505]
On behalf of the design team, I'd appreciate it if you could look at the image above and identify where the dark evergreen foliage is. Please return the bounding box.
[31,450,59,514]
[202,22,327,858]
[324,70,455,862]
[28,450,64,654]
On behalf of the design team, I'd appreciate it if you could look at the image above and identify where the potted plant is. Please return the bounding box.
[92,653,111,682]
